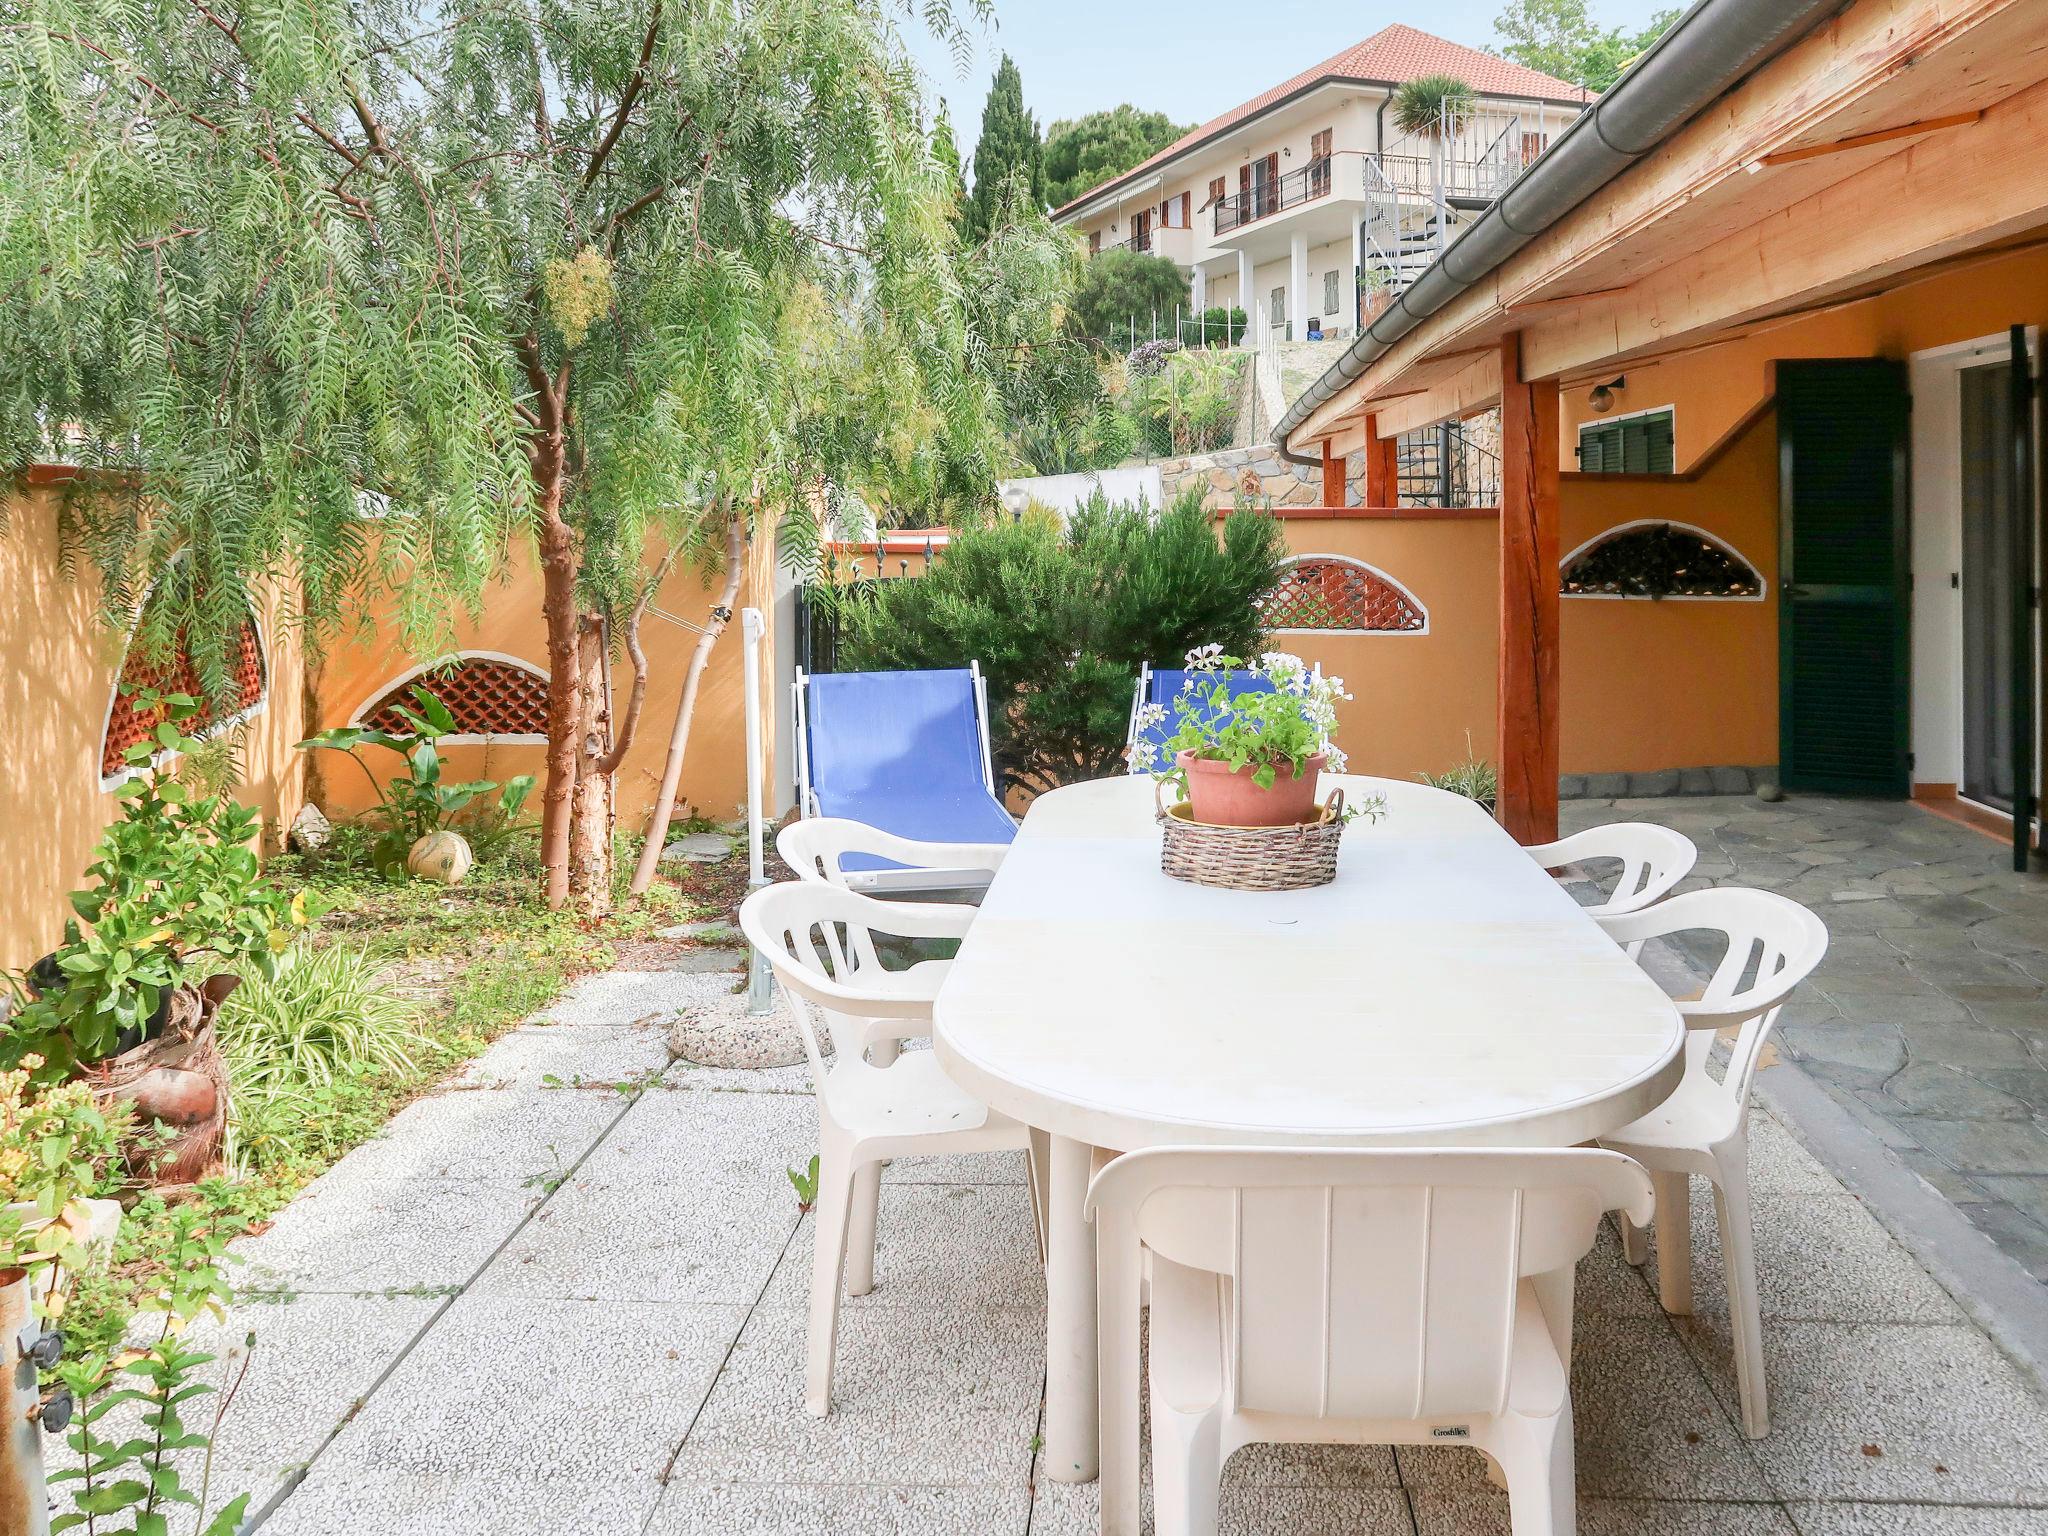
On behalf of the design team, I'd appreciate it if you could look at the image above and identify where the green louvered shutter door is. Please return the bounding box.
[1777,359,1911,796]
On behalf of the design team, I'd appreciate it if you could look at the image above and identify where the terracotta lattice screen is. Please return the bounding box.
[363,656,549,738]
[1256,558,1425,633]
[101,615,267,780]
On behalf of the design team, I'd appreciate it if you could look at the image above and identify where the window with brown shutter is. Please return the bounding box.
[1206,177,1225,210]
[1310,128,1333,196]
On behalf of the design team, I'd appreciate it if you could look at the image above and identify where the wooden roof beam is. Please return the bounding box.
[1519,73,2048,383]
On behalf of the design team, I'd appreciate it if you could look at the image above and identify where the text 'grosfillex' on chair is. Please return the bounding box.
[738,880,1035,1418]
[1086,1146,1655,1536]
[1595,887,1830,1439]
[792,666,1016,893]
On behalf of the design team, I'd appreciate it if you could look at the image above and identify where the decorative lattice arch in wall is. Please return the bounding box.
[1560,520,1765,600]
[1255,556,1428,634]
[101,608,268,783]
[354,653,550,742]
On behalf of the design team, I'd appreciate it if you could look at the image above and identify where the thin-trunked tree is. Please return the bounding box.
[1,0,994,912]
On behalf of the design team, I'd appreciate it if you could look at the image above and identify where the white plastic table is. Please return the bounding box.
[932,774,1685,1514]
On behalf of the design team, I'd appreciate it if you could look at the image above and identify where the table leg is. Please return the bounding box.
[1043,1134,1099,1485]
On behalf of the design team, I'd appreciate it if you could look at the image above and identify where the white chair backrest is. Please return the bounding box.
[775,820,995,970]
[1598,886,1829,1109]
[739,882,974,1079]
[1087,1146,1651,1422]
[1525,823,1698,916]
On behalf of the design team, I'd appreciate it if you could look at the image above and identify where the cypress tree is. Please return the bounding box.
[964,54,1045,243]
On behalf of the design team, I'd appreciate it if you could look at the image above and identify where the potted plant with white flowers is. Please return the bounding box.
[1135,649,1381,892]
[1136,647,1351,826]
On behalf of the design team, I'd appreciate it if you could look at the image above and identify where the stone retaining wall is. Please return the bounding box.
[1157,442,1366,509]
[1561,764,1780,799]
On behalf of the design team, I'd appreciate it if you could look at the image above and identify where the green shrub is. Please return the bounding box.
[838,490,1286,794]
[1069,249,1190,344]
[4,692,318,1075]
[1180,307,1247,347]
[216,944,430,1174]
[1128,350,1241,457]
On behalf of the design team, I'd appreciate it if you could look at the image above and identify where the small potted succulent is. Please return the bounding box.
[1137,647,1351,827]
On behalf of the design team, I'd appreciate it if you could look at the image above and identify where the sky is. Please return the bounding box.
[903,2,1677,154]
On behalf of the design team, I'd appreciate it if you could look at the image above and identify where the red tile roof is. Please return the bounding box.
[1052,24,1587,218]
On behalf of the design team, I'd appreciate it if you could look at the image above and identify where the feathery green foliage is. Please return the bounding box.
[1043,105,1192,210]
[963,54,1045,243]
[838,491,1285,794]
[1392,75,1479,141]
[1070,250,1192,346]
[1,0,999,899]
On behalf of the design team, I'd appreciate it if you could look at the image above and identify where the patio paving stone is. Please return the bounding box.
[447,1015,672,1090]
[303,1291,747,1485]
[1676,1317,2048,1505]
[648,1483,1032,1535]
[763,1180,1044,1314]
[1665,1189,1965,1324]
[667,1301,1044,1489]
[472,1085,811,1305]
[1408,1490,1798,1535]
[1399,1312,1772,1502]
[1787,1506,2048,1535]
[260,1468,663,1536]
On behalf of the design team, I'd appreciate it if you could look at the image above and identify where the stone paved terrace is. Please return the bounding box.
[1563,793,2048,1291]
[64,963,2048,1536]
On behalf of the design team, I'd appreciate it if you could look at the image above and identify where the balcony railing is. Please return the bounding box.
[1213,157,1334,235]
[1097,229,1154,257]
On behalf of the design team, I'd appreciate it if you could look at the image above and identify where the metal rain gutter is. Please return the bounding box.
[1272,0,1845,467]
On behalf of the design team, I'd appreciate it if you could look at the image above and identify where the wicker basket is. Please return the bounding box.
[1156,786,1347,892]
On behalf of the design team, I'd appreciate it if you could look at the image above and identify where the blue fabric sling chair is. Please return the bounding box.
[793,665,1018,892]
[1125,662,1278,774]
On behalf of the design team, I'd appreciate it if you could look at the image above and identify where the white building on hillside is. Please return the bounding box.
[1052,25,1586,345]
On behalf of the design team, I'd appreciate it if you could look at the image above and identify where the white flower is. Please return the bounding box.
[1183,643,1226,670]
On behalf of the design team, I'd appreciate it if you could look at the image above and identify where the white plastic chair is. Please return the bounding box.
[1525,824,1699,943]
[739,881,1036,1417]
[777,818,1008,898]
[1595,887,1829,1440]
[1087,1146,1654,1536]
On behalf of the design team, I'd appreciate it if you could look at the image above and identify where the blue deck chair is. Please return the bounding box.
[794,665,1017,891]
[1126,662,1277,773]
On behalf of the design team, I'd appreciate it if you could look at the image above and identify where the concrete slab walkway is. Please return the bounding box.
[88,957,2048,1535]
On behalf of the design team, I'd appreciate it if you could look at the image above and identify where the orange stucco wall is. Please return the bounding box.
[1261,517,1500,782]
[1,479,309,971]
[1557,413,1780,775]
[307,532,778,829]
[1558,242,2048,472]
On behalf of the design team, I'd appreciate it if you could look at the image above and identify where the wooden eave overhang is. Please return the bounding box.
[1286,0,2048,453]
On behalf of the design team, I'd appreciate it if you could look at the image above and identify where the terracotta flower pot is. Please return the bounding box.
[1176,751,1327,827]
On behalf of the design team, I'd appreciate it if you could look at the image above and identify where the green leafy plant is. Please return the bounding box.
[1140,648,1352,792]
[839,491,1288,795]
[214,946,430,1175]
[788,1154,821,1214]
[0,1060,127,1304]
[298,686,536,878]
[1419,734,1499,812]
[1128,349,1242,457]
[52,1206,249,1536]
[5,693,319,1074]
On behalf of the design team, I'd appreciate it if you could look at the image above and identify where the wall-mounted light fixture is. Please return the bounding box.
[1587,376,1627,414]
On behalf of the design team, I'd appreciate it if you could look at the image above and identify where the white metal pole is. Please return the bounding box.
[741,606,773,1013]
